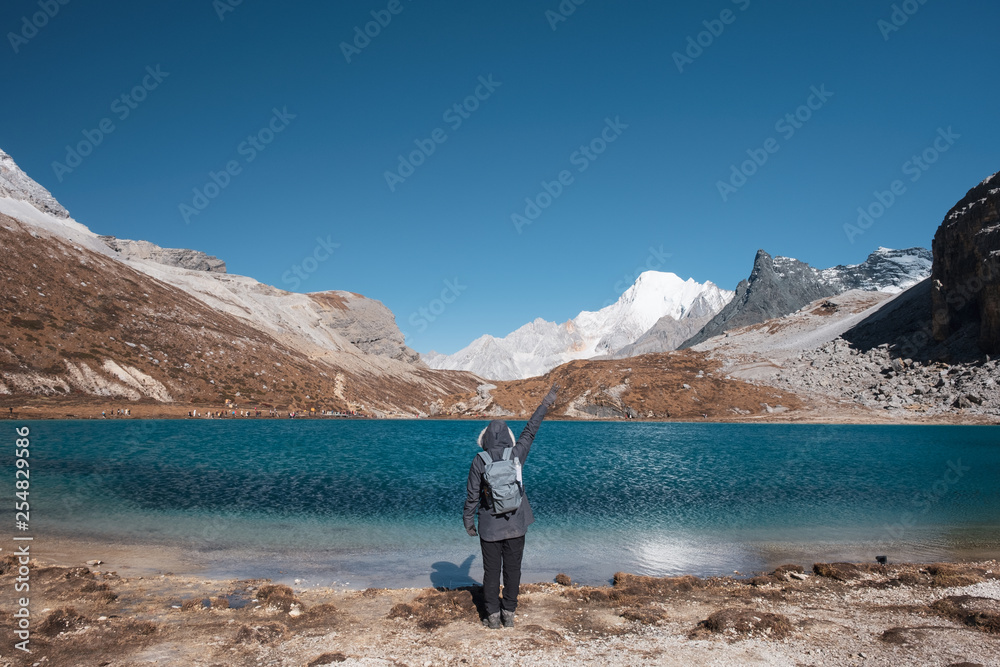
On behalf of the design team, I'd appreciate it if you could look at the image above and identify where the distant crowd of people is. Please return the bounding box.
[184,408,361,419]
[87,405,363,420]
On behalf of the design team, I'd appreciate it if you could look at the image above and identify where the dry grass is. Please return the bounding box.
[0,555,21,575]
[181,596,225,611]
[560,587,610,605]
[930,596,1000,633]
[180,597,204,611]
[926,563,986,587]
[546,572,702,631]
[611,572,705,601]
[386,588,478,631]
[692,608,793,640]
[38,608,88,637]
[619,606,669,625]
[287,602,341,633]
[812,562,882,582]
[256,583,301,612]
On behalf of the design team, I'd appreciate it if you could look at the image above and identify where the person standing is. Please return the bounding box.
[464,384,558,629]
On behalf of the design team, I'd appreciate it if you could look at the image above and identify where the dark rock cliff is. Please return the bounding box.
[681,250,836,347]
[931,172,1000,353]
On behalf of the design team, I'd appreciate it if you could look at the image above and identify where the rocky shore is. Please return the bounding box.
[2,551,997,666]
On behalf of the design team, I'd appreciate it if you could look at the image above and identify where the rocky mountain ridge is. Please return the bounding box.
[680,247,931,348]
[430,245,931,380]
[99,235,228,273]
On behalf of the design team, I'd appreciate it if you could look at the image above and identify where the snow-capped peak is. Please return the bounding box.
[574,271,732,355]
[424,271,734,380]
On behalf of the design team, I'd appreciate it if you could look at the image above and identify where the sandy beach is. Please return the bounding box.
[3,537,998,666]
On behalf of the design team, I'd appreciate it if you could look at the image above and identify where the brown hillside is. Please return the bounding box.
[442,350,802,420]
[0,213,477,415]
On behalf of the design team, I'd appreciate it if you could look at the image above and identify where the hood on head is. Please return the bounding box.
[478,419,516,451]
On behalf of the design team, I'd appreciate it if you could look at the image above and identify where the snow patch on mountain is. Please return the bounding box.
[819,246,932,294]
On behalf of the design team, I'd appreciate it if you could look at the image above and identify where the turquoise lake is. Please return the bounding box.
[7,420,1000,588]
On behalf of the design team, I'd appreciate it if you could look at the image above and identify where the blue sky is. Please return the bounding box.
[2,0,997,354]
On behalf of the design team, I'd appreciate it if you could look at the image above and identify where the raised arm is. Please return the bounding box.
[513,384,558,464]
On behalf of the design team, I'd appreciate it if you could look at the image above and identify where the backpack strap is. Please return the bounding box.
[501,447,513,461]
[477,450,495,510]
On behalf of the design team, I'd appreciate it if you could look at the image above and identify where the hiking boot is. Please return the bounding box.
[501,610,515,628]
[483,612,501,629]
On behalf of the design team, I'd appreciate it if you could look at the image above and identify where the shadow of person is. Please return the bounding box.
[431,555,486,619]
[430,554,478,590]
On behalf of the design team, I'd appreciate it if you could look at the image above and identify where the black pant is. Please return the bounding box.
[480,535,525,615]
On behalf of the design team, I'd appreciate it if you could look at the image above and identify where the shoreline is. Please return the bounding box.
[4,546,998,666]
[27,529,1000,590]
[4,399,999,425]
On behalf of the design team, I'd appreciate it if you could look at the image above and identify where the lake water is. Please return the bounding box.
[8,420,1000,588]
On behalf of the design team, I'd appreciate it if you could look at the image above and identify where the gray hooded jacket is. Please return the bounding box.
[464,400,551,541]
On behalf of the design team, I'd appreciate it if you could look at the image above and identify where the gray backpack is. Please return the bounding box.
[478,448,522,516]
